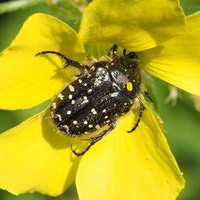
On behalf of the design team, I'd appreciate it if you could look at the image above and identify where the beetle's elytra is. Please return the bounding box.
[36,45,145,156]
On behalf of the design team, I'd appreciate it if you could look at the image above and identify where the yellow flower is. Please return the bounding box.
[1,0,200,199]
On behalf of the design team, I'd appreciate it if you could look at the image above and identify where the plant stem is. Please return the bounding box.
[0,0,46,14]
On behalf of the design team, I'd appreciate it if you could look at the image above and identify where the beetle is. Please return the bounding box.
[36,45,145,156]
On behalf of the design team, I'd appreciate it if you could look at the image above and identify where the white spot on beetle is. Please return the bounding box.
[67,110,71,115]
[58,93,64,100]
[111,92,119,97]
[88,88,92,93]
[95,124,100,130]
[73,120,78,125]
[62,125,69,132]
[102,109,107,113]
[68,94,73,99]
[84,120,88,125]
[78,79,82,83]
[91,108,97,115]
[56,114,62,121]
[81,96,89,104]
[94,79,102,86]
[88,124,93,128]
[83,96,88,101]
[69,84,75,92]
[71,100,75,104]
[52,102,57,109]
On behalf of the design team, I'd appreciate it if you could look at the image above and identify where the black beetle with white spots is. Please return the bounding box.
[36,45,146,156]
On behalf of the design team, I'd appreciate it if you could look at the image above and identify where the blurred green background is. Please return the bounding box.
[0,0,200,200]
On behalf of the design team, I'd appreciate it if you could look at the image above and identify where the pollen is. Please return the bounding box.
[126,81,133,91]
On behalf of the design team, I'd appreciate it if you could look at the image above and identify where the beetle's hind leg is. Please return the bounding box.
[71,121,116,156]
[35,50,84,70]
[128,99,145,133]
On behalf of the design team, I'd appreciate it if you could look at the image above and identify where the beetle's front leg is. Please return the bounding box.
[36,50,85,70]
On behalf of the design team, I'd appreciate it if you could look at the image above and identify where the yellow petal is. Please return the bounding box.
[0,111,81,196]
[76,104,185,200]
[140,12,200,95]
[79,0,185,51]
[0,13,85,110]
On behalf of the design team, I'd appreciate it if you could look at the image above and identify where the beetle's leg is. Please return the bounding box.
[128,100,145,133]
[108,44,118,58]
[36,50,84,69]
[71,121,116,156]
[123,49,127,55]
[144,91,153,102]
